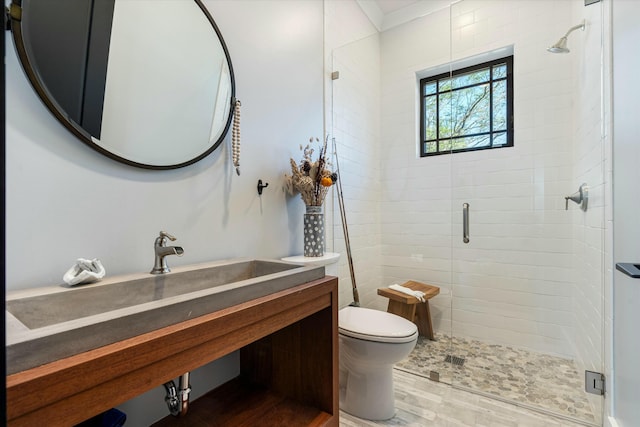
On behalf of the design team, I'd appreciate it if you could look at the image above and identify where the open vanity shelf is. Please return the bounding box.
[6,276,339,427]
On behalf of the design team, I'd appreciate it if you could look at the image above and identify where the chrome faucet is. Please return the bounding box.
[151,231,184,274]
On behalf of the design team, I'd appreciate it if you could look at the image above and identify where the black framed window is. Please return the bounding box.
[420,55,513,156]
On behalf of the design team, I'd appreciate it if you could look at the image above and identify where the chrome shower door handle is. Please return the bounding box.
[463,203,470,244]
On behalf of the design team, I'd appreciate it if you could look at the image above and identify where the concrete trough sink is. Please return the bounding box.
[6,259,324,374]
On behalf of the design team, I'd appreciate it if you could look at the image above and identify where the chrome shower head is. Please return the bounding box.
[547,20,585,53]
[548,37,569,53]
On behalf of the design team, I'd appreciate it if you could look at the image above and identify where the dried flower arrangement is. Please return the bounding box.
[285,137,337,206]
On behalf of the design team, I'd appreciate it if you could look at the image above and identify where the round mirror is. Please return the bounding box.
[8,0,235,169]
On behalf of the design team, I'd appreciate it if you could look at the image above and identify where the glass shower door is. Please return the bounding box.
[447,1,605,424]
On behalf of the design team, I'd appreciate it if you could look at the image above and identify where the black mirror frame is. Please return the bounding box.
[7,0,236,170]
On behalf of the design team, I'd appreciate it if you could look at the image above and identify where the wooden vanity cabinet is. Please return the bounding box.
[6,276,339,427]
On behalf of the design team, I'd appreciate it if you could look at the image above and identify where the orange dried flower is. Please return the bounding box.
[285,137,334,206]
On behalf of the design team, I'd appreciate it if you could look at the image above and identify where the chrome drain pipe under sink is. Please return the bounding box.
[163,372,191,417]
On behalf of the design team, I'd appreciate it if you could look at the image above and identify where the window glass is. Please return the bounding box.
[424,96,437,140]
[438,91,453,138]
[424,141,438,154]
[451,83,491,135]
[452,69,490,88]
[493,63,507,78]
[423,82,437,96]
[492,132,507,146]
[439,78,452,91]
[492,80,507,131]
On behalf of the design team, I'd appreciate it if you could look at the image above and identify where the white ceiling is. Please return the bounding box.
[357,0,451,32]
[375,0,420,15]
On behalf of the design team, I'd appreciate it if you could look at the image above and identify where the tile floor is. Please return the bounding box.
[340,369,589,427]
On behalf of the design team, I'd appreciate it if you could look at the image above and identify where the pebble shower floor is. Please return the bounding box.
[395,335,597,424]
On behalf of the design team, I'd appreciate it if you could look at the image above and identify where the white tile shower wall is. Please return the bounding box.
[379,0,591,357]
[331,34,383,309]
[380,6,455,332]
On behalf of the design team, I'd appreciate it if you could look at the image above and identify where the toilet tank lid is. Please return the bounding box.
[339,306,418,340]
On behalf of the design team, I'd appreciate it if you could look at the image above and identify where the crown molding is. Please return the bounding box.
[356,0,455,32]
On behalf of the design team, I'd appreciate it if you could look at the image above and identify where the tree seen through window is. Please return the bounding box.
[420,56,513,156]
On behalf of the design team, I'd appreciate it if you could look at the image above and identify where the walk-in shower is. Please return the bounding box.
[328,0,606,426]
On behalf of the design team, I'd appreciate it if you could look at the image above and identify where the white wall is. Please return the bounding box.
[6,0,323,423]
[6,0,323,291]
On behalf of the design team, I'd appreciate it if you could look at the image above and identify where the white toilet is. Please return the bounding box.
[339,306,418,420]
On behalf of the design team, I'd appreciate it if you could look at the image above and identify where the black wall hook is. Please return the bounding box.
[257,179,269,195]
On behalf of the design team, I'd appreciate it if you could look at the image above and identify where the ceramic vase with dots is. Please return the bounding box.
[304,205,324,257]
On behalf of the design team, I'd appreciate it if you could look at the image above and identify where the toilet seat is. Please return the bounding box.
[339,306,418,344]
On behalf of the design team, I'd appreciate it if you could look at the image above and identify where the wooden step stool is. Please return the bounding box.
[377,281,440,340]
